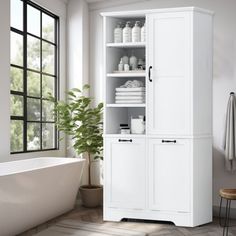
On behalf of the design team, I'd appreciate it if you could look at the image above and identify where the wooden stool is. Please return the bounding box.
[219,189,236,236]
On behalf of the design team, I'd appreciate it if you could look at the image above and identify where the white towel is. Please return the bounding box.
[116,87,146,92]
[116,96,145,100]
[120,80,144,88]
[115,100,145,104]
[116,92,145,96]
[224,93,236,171]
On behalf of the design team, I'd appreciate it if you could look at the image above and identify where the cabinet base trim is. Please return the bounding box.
[104,207,212,227]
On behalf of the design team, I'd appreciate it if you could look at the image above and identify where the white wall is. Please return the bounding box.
[67,0,89,90]
[67,0,90,185]
[0,0,11,163]
[0,0,67,162]
[89,0,236,208]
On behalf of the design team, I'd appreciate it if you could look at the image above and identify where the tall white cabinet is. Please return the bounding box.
[102,7,213,227]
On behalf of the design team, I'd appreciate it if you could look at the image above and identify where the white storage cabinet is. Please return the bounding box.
[102,7,213,227]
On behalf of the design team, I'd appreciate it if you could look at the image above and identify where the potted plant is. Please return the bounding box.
[52,85,103,208]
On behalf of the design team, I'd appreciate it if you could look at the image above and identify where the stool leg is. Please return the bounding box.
[223,200,229,236]
[219,197,223,227]
[226,200,231,236]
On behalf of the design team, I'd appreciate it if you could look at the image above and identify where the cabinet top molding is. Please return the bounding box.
[100,7,214,17]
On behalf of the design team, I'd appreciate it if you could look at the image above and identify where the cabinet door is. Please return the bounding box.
[105,137,146,209]
[148,138,191,212]
[146,12,191,135]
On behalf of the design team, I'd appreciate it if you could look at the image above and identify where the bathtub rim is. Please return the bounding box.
[0,157,85,177]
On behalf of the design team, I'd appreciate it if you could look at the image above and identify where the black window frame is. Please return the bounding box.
[10,0,60,154]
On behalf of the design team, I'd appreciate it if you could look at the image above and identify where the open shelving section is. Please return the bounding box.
[104,14,146,135]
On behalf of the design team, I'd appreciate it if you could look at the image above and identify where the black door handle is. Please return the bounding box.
[118,139,132,142]
[162,140,176,143]
[148,66,152,82]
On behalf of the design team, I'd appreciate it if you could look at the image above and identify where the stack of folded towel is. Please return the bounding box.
[115,80,145,104]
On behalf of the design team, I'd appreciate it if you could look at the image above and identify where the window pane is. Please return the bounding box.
[27,35,40,71]
[11,95,23,116]
[27,123,40,150]
[10,67,23,92]
[11,0,23,31]
[11,120,23,152]
[42,123,55,149]
[42,75,54,98]
[27,5,40,37]
[10,2,58,153]
[42,100,54,121]
[27,98,41,121]
[42,41,55,75]
[11,32,23,66]
[42,13,55,42]
[27,71,40,97]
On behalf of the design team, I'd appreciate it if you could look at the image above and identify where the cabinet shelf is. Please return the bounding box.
[106,103,146,108]
[107,72,146,77]
[106,42,146,48]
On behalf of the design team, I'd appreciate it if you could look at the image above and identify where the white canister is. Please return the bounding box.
[114,23,122,43]
[132,21,141,42]
[131,116,145,134]
[123,21,132,43]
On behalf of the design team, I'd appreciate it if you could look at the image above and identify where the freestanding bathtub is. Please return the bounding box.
[0,157,85,236]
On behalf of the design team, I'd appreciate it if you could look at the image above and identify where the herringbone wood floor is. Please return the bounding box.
[19,204,236,236]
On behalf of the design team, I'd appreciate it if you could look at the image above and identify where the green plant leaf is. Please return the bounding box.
[54,85,104,185]
[83,84,90,90]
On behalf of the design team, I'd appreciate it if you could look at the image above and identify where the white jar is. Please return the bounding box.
[124,64,130,72]
[123,21,131,43]
[122,55,129,65]
[141,22,145,42]
[132,21,141,42]
[114,23,122,43]
[131,117,145,134]
[129,53,137,70]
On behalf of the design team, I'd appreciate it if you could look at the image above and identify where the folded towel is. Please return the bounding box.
[120,80,144,88]
[115,100,145,104]
[224,93,236,171]
[116,92,145,96]
[116,96,145,100]
[116,87,146,92]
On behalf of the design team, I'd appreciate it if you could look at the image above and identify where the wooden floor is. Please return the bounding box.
[19,204,236,236]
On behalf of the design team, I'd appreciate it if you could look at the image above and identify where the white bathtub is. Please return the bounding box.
[0,157,85,236]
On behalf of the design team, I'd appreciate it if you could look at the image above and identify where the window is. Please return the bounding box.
[10,0,59,153]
